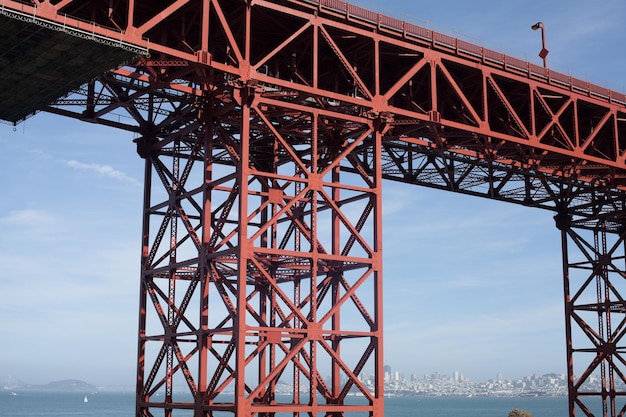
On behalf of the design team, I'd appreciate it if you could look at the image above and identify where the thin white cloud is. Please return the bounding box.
[387,306,560,339]
[554,3,621,41]
[63,159,141,186]
[384,302,565,380]
[19,147,141,187]
[0,208,55,226]
[0,209,64,243]
[26,148,54,161]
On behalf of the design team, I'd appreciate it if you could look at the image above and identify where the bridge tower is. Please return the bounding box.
[132,67,385,415]
[558,212,626,416]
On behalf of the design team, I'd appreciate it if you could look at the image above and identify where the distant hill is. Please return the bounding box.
[11,379,97,392]
[43,380,97,392]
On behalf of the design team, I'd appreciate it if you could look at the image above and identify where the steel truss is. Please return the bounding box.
[130,65,384,416]
[5,0,626,416]
[41,63,626,417]
[559,213,626,417]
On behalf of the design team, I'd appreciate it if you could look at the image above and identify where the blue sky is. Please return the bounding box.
[1,0,626,387]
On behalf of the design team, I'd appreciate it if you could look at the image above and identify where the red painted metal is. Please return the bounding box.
[3,1,626,416]
[558,214,626,417]
[130,67,385,415]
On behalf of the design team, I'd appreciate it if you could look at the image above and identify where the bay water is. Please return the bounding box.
[0,391,568,417]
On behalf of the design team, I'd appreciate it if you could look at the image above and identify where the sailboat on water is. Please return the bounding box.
[84,395,88,403]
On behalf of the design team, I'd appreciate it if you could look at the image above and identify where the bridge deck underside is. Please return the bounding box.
[0,15,136,124]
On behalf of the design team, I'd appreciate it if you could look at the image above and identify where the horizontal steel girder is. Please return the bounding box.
[2,0,624,222]
[3,0,626,188]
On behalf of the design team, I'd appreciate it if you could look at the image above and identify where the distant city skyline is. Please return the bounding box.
[0,369,568,395]
[2,0,626,387]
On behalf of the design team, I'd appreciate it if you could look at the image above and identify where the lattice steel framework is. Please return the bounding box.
[557,214,626,417]
[4,0,626,416]
[131,64,385,416]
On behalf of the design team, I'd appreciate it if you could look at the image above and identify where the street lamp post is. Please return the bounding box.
[531,21,548,68]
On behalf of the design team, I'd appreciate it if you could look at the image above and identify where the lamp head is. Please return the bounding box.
[531,22,543,31]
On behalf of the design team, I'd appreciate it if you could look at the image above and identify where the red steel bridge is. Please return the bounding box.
[2,1,626,416]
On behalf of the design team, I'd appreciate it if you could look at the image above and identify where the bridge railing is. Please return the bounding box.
[2,0,622,106]
[296,0,626,108]
[0,0,147,54]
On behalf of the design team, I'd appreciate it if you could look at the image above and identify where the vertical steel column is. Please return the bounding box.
[136,148,152,417]
[557,211,626,417]
[135,123,207,416]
